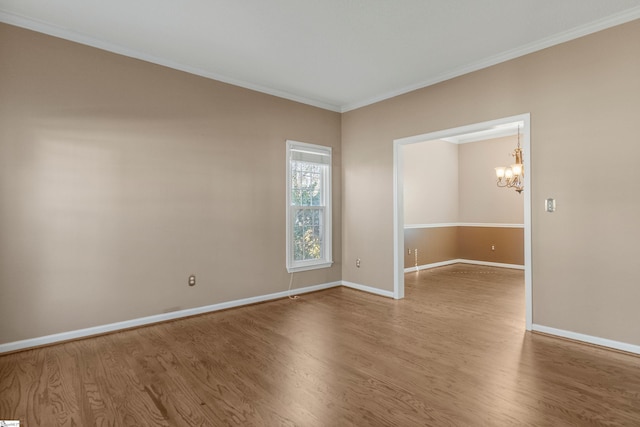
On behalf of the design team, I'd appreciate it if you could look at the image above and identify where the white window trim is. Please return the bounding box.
[286,140,333,273]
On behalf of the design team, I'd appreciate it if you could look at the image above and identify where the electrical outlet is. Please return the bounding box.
[356,258,361,268]
[491,245,495,251]
[188,275,196,286]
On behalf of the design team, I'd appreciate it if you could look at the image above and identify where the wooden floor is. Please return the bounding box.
[2,264,640,426]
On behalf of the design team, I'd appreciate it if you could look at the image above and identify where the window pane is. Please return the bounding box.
[293,207,323,261]
[291,161,323,206]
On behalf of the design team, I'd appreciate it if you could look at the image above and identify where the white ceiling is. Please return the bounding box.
[1,1,640,112]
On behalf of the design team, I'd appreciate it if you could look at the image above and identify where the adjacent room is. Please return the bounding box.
[401,123,527,331]
[402,125,525,272]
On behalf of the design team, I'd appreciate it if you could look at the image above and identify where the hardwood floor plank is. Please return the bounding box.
[70,339,119,427]
[44,347,83,426]
[2,264,640,425]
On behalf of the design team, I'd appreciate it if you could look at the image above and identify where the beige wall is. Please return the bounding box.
[343,20,640,345]
[2,19,640,348]
[404,136,523,225]
[403,140,458,224]
[0,24,342,344]
[458,136,524,224]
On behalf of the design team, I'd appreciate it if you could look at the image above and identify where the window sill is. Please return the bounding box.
[286,261,333,273]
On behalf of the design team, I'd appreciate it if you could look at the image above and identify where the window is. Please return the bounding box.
[286,140,332,273]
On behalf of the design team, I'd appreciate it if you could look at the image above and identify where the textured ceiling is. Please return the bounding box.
[1,0,640,112]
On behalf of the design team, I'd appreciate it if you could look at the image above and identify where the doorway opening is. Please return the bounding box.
[393,114,532,330]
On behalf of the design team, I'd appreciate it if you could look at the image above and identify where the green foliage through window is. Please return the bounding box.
[291,161,323,261]
[287,141,332,272]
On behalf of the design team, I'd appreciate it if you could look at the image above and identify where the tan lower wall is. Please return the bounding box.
[404,227,458,267]
[458,227,524,266]
[404,226,524,269]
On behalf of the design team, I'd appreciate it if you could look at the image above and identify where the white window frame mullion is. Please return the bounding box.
[286,140,332,273]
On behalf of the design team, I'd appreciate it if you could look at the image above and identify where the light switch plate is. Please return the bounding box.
[545,198,556,212]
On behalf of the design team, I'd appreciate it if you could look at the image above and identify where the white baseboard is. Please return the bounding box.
[341,281,395,298]
[404,259,460,273]
[532,324,640,355]
[404,259,524,273]
[404,222,524,229]
[457,259,525,270]
[7,283,637,358]
[0,281,342,354]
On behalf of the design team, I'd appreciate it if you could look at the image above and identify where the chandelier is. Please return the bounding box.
[495,127,524,193]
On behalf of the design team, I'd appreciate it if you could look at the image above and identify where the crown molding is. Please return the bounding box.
[341,7,640,112]
[0,10,342,113]
[2,6,639,114]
